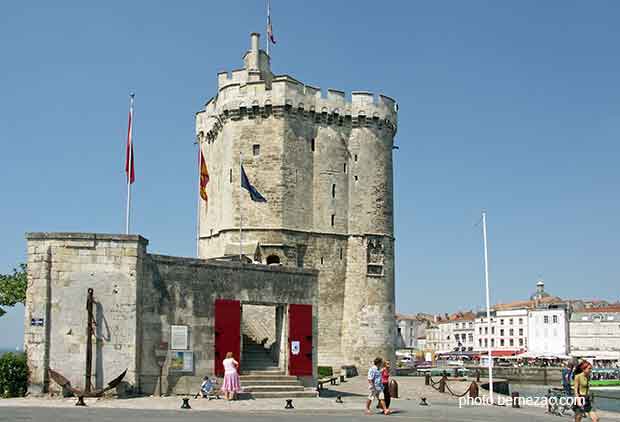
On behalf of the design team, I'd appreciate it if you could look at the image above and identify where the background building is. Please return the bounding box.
[570,306,620,364]
[396,313,430,350]
[527,305,569,357]
[474,309,528,355]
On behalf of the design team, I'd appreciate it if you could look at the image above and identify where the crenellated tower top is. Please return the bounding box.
[196,33,398,142]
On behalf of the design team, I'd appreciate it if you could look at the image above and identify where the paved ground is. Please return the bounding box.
[0,403,601,422]
[1,376,619,421]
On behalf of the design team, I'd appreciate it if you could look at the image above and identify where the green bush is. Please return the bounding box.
[318,366,333,378]
[0,352,28,397]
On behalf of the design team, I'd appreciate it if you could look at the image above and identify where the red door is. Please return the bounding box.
[288,304,313,376]
[214,299,241,376]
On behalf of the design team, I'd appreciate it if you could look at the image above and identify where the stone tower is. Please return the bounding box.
[195,33,397,368]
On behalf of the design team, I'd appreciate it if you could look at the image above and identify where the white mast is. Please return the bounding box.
[482,210,493,403]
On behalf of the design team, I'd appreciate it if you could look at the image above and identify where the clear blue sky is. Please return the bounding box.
[1,1,618,349]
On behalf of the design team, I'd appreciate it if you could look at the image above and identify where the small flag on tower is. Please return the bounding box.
[267,0,276,45]
[199,150,209,202]
[125,94,135,184]
[241,165,267,202]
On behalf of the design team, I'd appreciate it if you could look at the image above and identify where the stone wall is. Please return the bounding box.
[139,254,318,395]
[24,232,319,395]
[24,233,147,394]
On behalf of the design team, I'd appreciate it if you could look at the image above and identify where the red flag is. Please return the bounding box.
[125,96,135,184]
[199,150,209,202]
[267,0,276,44]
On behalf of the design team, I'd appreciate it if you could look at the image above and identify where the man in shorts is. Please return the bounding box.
[366,357,390,415]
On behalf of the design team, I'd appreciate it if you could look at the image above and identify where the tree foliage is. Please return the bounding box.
[0,352,28,397]
[0,264,27,317]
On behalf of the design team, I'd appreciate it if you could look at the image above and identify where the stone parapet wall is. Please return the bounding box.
[23,232,148,394]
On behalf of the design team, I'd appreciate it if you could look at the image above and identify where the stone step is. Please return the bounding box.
[241,390,319,399]
[241,361,278,370]
[241,378,301,387]
[243,358,270,361]
[241,369,285,375]
[242,356,275,361]
[242,385,305,393]
[240,374,297,381]
[243,349,269,356]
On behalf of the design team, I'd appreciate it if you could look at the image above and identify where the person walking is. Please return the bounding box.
[573,361,599,422]
[365,357,390,415]
[562,361,574,396]
[381,360,392,409]
[221,352,242,400]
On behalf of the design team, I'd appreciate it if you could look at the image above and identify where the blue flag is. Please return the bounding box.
[241,165,267,202]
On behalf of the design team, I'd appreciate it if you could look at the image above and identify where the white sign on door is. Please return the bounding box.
[291,341,300,355]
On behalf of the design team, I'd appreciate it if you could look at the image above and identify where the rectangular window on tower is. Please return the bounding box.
[331,214,335,226]
[253,144,260,156]
[332,184,336,198]
[229,168,232,183]
[311,138,315,152]
[344,162,347,173]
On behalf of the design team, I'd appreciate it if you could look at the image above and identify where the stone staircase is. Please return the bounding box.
[237,337,317,399]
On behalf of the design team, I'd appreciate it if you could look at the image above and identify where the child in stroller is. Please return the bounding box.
[197,376,220,400]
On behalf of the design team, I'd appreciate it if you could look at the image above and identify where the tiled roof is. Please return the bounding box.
[493,296,563,311]
[580,305,620,313]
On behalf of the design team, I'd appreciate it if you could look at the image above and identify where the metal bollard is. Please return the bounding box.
[469,382,479,398]
[180,397,191,409]
[285,399,294,409]
[425,373,430,385]
[511,392,520,408]
[439,376,446,393]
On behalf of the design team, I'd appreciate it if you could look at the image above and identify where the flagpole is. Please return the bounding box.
[125,93,135,235]
[239,151,243,263]
[196,140,202,257]
[266,0,270,56]
[482,210,493,404]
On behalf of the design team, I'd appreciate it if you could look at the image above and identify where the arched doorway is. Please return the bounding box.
[266,255,280,265]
